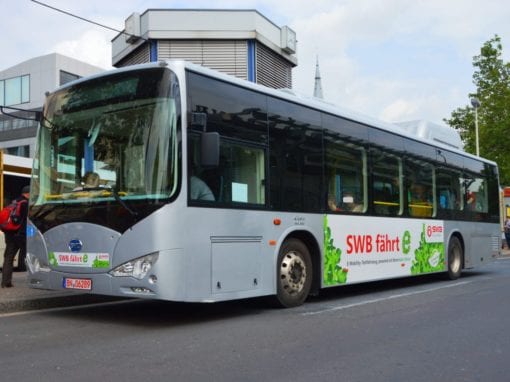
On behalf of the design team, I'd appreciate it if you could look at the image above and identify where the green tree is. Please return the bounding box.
[445,35,510,185]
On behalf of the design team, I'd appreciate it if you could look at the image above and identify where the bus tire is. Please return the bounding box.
[274,238,313,308]
[447,236,463,280]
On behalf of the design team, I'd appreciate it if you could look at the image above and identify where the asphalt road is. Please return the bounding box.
[1,258,510,382]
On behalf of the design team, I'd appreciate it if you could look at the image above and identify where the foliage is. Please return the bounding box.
[445,35,510,184]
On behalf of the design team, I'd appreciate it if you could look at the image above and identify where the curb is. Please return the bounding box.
[0,272,124,314]
[0,293,124,314]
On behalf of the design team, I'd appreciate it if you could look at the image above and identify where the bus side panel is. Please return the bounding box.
[178,207,325,302]
[444,221,500,269]
[323,215,446,286]
[322,215,500,289]
[179,207,274,302]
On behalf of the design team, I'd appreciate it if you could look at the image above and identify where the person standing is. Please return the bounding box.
[504,218,510,250]
[1,185,30,288]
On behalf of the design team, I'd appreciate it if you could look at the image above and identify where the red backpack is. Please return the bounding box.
[0,199,27,232]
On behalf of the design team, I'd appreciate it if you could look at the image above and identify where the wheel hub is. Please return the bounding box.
[280,251,307,295]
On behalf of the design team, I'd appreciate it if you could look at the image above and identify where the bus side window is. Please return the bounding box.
[371,151,402,216]
[409,183,433,217]
[436,169,462,217]
[188,135,217,202]
[438,190,450,209]
[324,137,367,214]
[406,159,434,218]
[463,175,488,213]
[188,135,266,206]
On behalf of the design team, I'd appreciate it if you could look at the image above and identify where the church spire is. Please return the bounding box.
[313,56,324,99]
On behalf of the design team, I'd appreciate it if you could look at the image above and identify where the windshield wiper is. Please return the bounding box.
[104,186,138,220]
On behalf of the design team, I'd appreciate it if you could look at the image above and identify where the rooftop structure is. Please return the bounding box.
[112,9,297,89]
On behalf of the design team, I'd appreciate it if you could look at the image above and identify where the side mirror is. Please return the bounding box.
[201,132,220,167]
[0,106,42,122]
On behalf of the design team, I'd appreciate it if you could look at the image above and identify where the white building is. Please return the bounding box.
[0,53,104,158]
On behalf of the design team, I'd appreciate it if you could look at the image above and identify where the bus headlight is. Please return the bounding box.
[109,253,159,280]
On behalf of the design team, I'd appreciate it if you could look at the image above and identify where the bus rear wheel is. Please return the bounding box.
[275,238,313,308]
[447,236,463,280]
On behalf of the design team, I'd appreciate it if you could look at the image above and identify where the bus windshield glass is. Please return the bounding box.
[32,67,180,206]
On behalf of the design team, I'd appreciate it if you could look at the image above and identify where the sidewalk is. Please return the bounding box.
[0,271,119,314]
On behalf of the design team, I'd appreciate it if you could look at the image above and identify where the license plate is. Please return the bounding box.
[63,277,92,290]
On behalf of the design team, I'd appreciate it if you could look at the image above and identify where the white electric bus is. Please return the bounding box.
[26,61,500,307]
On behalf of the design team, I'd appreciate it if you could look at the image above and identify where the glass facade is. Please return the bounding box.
[0,75,29,106]
[0,118,38,132]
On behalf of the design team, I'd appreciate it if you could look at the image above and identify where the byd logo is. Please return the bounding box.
[427,225,443,237]
[68,239,83,253]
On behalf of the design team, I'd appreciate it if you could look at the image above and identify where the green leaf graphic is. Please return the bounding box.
[323,215,348,285]
[92,256,109,268]
[48,252,58,266]
[411,224,445,275]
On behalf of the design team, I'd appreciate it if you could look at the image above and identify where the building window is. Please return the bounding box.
[0,75,29,106]
[60,70,80,86]
[5,145,30,158]
[0,117,37,132]
[22,75,29,103]
[5,77,21,105]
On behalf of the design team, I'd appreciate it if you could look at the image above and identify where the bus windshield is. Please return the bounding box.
[32,67,180,206]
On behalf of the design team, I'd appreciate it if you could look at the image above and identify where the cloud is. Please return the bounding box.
[53,29,113,69]
[4,0,510,128]
[381,99,419,122]
[281,0,510,125]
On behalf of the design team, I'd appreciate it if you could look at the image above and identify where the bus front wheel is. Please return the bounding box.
[447,236,463,280]
[275,238,313,308]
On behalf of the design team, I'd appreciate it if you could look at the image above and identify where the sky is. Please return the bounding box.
[2,0,510,125]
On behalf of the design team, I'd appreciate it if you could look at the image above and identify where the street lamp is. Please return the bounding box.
[471,97,481,156]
